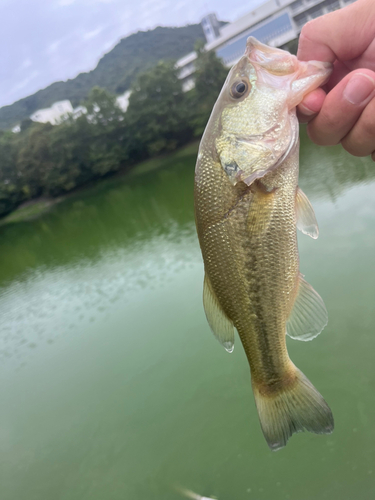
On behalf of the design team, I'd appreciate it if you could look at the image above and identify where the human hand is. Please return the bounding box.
[297,0,375,161]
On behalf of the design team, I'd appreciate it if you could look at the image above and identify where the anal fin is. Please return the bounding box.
[296,187,319,239]
[286,275,328,341]
[203,274,234,353]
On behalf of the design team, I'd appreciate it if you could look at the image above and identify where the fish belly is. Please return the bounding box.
[196,150,299,384]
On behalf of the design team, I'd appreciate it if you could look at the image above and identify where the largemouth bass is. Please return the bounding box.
[194,37,334,450]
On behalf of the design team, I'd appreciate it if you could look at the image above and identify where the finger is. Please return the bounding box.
[341,96,375,156]
[325,60,351,91]
[307,70,375,146]
[297,0,375,63]
[297,88,326,123]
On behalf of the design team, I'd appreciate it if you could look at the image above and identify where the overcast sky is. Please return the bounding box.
[0,0,263,108]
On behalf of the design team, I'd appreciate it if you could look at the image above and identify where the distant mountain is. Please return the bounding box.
[0,24,205,130]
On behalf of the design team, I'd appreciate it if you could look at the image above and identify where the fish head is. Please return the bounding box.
[206,37,332,186]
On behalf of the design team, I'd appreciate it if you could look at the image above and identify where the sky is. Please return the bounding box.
[0,0,263,108]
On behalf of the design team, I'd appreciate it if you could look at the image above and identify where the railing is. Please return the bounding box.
[290,0,353,18]
[292,0,354,30]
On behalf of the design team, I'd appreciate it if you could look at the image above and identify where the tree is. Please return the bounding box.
[16,123,54,199]
[189,47,228,136]
[81,87,128,176]
[0,131,23,215]
[20,118,33,132]
[84,87,123,126]
[126,61,192,157]
[41,118,91,195]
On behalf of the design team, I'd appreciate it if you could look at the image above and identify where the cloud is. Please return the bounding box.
[46,39,62,54]
[19,58,32,70]
[82,26,104,40]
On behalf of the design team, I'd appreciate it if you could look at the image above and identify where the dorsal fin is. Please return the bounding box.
[203,274,234,353]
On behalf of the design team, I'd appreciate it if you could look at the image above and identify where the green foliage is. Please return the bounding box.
[188,48,228,136]
[0,131,23,214]
[84,87,122,125]
[0,47,228,218]
[20,118,33,132]
[126,62,192,157]
[280,37,299,56]
[0,24,205,131]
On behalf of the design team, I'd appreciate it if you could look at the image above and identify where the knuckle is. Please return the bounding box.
[318,114,342,145]
[340,139,362,156]
[361,115,375,139]
[306,124,330,146]
[307,120,339,146]
[300,20,317,41]
[341,102,375,156]
[340,135,368,157]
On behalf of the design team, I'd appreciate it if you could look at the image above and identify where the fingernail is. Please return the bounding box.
[298,103,316,116]
[343,73,375,105]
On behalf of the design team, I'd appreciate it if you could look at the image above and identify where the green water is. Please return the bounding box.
[1,131,375,500]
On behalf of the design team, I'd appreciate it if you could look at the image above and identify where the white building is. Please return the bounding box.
[30,100,74,125]
[201,13,221,44]
[116,90,132,112]
[29,90,132,127]
[177,0,355,91]
[71,105,87,120]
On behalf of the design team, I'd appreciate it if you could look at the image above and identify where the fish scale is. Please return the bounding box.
[194,37,333,450]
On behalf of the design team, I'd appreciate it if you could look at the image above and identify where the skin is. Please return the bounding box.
[195,39,333,449]
[297,0,375,161]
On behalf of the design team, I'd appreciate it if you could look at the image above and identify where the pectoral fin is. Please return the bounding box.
[295,187,319,239]
[203,274,234,352]
[286,275,328,341]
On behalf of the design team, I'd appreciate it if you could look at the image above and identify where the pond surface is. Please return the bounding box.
[1,132,375,500]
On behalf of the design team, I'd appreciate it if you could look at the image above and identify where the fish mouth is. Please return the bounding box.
[245,36,299,76]
[245,36,332,99]
[297,60,332,86]
[246,36,332,81]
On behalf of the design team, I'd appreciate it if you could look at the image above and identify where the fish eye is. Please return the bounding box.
[230,80,249,99]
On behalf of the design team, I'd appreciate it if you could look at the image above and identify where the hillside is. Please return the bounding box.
[0,24,204,130]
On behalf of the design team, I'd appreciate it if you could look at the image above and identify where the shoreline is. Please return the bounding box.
[0,140,200,226]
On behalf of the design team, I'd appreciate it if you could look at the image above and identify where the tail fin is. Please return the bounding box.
[252,367,334,451]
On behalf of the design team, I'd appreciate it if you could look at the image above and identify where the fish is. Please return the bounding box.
[194,37,334,451]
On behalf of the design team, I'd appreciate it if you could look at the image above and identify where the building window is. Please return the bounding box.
[309,5,324,18]
[294,12,308,28]
[291,0,304,12]
[325,0,340,10]
[216,13,293,65]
